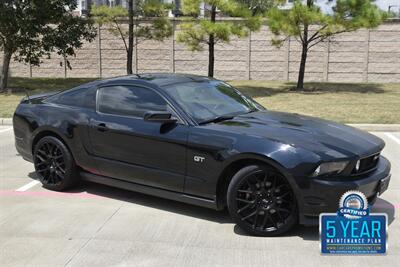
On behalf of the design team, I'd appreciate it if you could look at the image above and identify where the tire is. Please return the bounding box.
[33,136,79,191]
[227,164,298,236]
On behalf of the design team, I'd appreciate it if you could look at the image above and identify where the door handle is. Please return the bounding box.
[96,123,108,132]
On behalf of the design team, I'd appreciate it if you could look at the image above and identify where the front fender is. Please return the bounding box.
[226,135,321,175]
[220,152,292,180]
[214,136,322,209]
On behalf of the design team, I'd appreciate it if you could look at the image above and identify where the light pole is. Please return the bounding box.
[388,4,400,17]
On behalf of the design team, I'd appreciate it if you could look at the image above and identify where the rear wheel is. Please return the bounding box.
[33,136,79,191]
[227,164,298,236]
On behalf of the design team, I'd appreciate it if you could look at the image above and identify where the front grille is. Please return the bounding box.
[352,153,380,175]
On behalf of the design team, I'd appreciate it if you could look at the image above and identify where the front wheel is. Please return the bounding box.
[227,165,298,236]
[33,136,79,191]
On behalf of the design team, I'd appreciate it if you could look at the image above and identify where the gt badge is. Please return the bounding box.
[194,156,205,163]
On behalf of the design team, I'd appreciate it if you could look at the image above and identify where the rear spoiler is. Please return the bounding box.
[21,91,60,104]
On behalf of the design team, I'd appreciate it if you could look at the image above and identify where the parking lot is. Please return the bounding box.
[0,125,399,266]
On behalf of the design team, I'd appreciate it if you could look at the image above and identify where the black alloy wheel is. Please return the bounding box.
[33,136,79,191]
[227,165,297,236]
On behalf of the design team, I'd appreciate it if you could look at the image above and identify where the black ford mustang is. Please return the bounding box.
[13,73,391,236]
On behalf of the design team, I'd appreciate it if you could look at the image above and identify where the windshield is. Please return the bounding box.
[162,80,263,123]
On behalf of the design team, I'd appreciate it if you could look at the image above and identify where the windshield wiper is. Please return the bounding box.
[199,115,235,125]
[246,108,258,114]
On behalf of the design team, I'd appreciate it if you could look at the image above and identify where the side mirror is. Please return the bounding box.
[144,111,177,124]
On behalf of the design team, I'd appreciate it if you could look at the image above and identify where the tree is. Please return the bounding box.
[237,0,276,15]
[0,0,96,92]
[267,0,385,90]
[92,0,173,75]
[177,0,262,77]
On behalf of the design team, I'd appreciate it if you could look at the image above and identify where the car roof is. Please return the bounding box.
[95,73,215,88]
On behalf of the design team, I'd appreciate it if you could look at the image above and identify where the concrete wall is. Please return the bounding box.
[2,20,400,83]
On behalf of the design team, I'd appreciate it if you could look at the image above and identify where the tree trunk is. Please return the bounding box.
[208,5,216,78]
[0,47,12,93]
[296,0,314,90]
[296,24,309,90]
[296,42,308,90]
[127,0,134,75]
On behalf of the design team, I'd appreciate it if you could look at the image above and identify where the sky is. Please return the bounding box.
[284,0,400,14]
[375,0,400,13]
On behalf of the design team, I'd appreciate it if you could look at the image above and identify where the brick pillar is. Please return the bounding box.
[63,55,67,78]
[97,26,102,78]
[323,39,330,82]
[285,38,291,81]
[247,31,251,80]
[171,19,176,73]
[134,26,138,73]
[364,30,370,82]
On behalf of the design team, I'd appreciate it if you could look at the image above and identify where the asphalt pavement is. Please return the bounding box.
[0,125,399,266]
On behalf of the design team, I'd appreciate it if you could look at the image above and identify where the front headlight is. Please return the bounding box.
[312,161,349,177]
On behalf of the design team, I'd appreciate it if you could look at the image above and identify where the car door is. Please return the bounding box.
[87,84,188,192]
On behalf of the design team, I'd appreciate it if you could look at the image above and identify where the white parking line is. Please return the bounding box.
[385,132,400,145]
[0,127,12,133]
[15,180,40,192]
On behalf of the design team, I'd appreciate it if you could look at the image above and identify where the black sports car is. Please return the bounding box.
[13,73,391,236]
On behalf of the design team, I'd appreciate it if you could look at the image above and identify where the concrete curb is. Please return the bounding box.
[1,118,12,125]
[0,118,399,131]
[347,124,400,132]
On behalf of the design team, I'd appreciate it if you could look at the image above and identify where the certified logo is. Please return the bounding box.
[320,191,387,255]
[338,191,369,219]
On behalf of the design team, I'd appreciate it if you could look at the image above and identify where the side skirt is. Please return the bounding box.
[80,171,218,210]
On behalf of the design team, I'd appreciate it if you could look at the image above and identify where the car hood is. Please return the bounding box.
[214,110,384,159]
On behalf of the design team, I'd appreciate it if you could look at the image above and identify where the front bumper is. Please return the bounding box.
[297,156,391,225]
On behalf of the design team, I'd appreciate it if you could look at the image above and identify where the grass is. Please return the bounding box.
[0,77,399,123]
[231,81,400,124]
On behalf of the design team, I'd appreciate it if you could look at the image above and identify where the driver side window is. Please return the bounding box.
[97,85,168,118]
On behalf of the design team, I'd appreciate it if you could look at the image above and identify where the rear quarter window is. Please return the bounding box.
[48,87,97,109]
